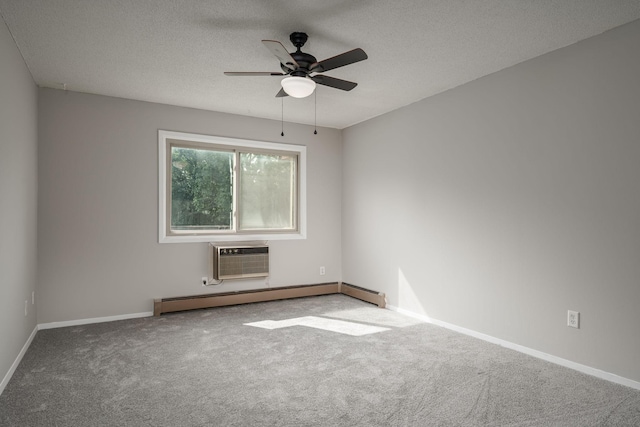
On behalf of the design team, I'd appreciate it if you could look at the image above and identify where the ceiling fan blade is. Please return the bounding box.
[311,75,358,91]
[262,40,299,71]
[275,88,288,98]
[310,48,367,73]
[224,72,285,76]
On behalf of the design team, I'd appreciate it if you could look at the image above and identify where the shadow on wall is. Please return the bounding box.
[398,268,430,319]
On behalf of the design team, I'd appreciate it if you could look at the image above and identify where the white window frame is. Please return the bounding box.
[159,130,306,243]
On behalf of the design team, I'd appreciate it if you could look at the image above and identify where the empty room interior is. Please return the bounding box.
[2,1,640,425]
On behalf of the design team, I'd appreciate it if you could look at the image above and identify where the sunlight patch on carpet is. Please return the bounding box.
[245,316,390,336]
[322,307,423,328]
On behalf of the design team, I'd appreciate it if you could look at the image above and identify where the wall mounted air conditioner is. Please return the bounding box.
[208,243,269,281]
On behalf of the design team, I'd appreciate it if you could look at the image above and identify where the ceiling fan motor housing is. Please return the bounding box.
[280,32,317,76]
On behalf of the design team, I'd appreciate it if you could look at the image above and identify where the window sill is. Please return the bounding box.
[159,231,306,244]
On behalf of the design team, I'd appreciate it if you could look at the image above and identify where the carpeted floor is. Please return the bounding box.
[1,294,639,426]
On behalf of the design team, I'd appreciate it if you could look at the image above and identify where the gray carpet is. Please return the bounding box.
[1,294,639,426]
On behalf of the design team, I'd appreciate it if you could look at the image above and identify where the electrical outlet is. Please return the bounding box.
[320,266,326,276]
[567,310,580,328]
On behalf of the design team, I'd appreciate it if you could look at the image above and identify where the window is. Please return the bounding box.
[159,131,306,243]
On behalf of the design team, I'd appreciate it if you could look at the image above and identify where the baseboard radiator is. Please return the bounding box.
[153,282,385,316]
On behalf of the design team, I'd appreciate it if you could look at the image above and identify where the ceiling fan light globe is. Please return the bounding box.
[281,76,316,98]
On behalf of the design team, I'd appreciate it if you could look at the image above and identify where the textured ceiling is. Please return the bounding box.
[1,1,640,129]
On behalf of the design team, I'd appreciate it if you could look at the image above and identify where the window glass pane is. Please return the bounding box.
[239,152,296,230]
[171,146,233,230]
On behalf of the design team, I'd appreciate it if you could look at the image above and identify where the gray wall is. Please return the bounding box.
[342,20,640,383]
[37,89,342,324]
[0,20,38,385]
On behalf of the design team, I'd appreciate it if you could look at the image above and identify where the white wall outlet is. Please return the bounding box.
[320,266,326,276]
[567,310,580,328]
[201,276,208,286]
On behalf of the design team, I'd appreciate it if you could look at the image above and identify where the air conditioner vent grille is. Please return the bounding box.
[209,244,269,280]
[219,253,268,277]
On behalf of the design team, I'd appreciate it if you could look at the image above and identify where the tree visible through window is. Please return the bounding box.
[159,131,305,243]
[171,147,233,230]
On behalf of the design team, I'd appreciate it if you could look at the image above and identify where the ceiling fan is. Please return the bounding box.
[224,32,368,98]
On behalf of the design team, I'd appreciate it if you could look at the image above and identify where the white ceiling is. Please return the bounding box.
[1,1,640,129]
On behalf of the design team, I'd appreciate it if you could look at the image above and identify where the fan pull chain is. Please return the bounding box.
[281,97,284,137]
[314,90,318,135]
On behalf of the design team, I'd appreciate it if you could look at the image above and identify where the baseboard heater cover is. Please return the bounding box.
[153,282,385,316]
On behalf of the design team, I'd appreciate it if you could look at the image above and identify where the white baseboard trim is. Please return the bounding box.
[38,311,154,330]
[0,326,38,396]
[386,304,640,391]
